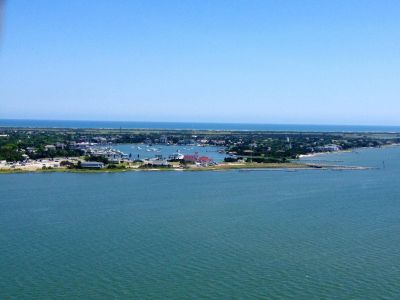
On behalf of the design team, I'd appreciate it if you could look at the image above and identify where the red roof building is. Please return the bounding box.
[198,156,212,163]
[183,155,198,163]
[183,154,213,164]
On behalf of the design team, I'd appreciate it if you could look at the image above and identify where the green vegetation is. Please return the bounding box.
[0,129,83,162]
[84,155,109,164]
[107,163,126,169]
[0,143,22,161]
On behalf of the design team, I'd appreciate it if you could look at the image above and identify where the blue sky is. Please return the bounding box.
[0,0,399,124]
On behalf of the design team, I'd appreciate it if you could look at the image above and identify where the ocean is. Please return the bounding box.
[1,119,400,132]
[1,146,400,299]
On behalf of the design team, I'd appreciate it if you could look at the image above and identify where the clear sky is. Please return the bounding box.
[0,0,399,125]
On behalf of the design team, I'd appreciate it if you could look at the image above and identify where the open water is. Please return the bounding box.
[1,146,400,299]
[2,119,400,132]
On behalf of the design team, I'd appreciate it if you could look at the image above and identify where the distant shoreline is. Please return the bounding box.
[2,119,400,133]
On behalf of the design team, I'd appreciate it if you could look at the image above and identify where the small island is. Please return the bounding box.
[1,127,398,173]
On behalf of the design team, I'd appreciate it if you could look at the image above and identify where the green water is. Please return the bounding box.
[1,147,400,299]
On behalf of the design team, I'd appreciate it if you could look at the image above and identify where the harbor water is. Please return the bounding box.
[1,146,400,299]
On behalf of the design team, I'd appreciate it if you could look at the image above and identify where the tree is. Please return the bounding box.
[0,144,23,161]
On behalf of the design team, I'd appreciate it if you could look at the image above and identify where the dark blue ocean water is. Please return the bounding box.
[1,147,400,299]
[1,119,400,132]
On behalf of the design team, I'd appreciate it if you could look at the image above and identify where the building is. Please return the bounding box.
[197,156,212,164]
[108,158,121,163]
[317,144,341,152]
[55,142,66,150]
[243,150,254,154]
[183,154,198,163]
[81,161,104,168]
[210,140,226,146]
[45,145,56,151]
[92,137,107,143]
[26,147,36,153]
[159,135,168,144]
[70,142,90,150]
[146,158,170,167]
[168,153,184,160]
[183,154,213,165]
[177,139,196,145]
[196,156,214,167]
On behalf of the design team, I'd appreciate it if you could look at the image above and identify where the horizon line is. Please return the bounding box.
[1,117,400,128]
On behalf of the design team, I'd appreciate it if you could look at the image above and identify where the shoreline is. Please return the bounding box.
[298,143,400,159]
[0,162,373,174]
[298,150,353,159]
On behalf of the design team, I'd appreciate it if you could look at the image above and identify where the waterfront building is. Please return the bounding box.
[146,158,170,167]
[168,153,184,160]
[81,161,104,168]
[183,154,198,163]
[317,144,341,152]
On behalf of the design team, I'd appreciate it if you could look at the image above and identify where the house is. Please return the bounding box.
[81,161,104,168]
[197,156,213,167]
[210,140,226,146]
[198,156,212,163]
[71,142,90,150]
[183,154,213,165]
[177,139,196,145]
[92,137,107,143]
[243,150,254,154]
[168,153,184,161]
[183,154,198,163]
[55,142,66,150]
[150,160,170,167]
[45,145,56,151]
[108,157,122,163]
[317,144,341,152]
[146,158,170,167]
[26,147,36,153]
